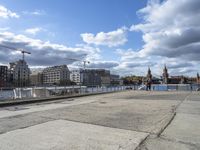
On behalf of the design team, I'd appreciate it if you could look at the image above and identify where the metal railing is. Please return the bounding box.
[0,84,199,101]
[0,85,135,101]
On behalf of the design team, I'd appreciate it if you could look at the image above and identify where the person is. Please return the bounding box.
[148,81,152,91]
[146,79,152,91]
[146,82,148,91]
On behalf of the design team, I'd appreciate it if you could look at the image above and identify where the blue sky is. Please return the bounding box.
[0,0,200,76]
[0,0,145,46]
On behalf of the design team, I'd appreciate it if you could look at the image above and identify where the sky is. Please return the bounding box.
[0,0,200,77]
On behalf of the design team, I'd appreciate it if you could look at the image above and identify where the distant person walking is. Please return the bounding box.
[146,79,152,91]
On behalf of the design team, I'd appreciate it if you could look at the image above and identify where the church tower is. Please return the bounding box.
[162,65,169,84]
[146,67,152,82]
[197,73,200,84]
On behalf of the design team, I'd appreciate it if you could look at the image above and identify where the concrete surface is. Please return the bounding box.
[0,120,148,150]
[0,91,199,150]
[139,91,200,150]
[177,100,200,115]
[162,114,200,146]
[139,136,198,150]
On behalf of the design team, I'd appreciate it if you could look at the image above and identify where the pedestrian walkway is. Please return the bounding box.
[0,91,199,150]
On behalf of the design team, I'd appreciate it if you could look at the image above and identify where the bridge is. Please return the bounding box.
[0,91,199,150]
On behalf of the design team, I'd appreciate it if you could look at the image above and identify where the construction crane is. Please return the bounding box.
[0,44,31,61]
[66,58,90,69]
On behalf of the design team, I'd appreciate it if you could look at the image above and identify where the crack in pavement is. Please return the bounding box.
[136,92,192,150]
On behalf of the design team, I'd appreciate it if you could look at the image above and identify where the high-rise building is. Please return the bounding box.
[10,60,30,87]
[0,66,8,87]
[43,65,70,85]
[162,65,169,84]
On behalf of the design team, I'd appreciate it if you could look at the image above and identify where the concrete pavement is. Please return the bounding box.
[0,91,199,149]
[139,92,200,150]
[0,120,148,150]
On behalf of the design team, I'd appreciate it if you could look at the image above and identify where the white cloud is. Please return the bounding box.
[0,27,10,31]
[116,47,199,76]
[88,61,119,69]
[31,10,45,16]
[131,0,200,59]
[23,10,46,16]
[0,5,19,19]
[0,31,101,67]
[25,27,43,35]
[81,27,128,47]
[127,0,200,75]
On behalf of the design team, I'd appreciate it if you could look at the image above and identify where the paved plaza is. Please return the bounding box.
[0,91,199,150]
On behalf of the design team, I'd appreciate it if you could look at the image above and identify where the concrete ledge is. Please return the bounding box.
[0,90,126,107]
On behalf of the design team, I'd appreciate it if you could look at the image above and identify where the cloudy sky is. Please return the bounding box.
[0,0,199,76]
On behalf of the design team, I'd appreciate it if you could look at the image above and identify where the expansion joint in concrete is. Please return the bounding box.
[135,134,151,150]
[157,112,176,137]
[157,93,191,137]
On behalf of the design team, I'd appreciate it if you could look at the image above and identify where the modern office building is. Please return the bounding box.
[9,60,30,87]
[82,69,111,86]
[96,69,111,86]
[0,66,8,87]
[43,65,70,85]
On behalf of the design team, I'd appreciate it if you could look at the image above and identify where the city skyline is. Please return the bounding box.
[0,0,200,76]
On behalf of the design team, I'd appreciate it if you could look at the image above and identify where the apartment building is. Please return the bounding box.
[43,65,70,85]
[70,69,82,85]
[10,60,30,87]
[0,66,8,87]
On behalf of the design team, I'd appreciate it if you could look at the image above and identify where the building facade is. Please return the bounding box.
[82,69,101,86]
[10,60,30,87]
[70,69,82,85]
[169,76,185,84]
[0,66,8,87]
[43,65,70,85]
[82,69,111,86]
[30,72,43,86]
[110,74,120,85]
